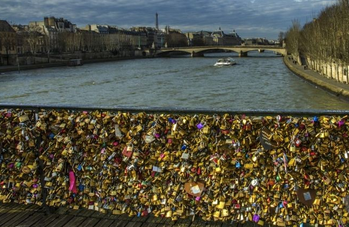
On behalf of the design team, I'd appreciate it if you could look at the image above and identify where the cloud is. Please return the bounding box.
[0,0,337,39]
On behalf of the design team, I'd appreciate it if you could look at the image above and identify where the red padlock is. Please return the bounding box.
[122,145,133,158]
[295,139,301,147]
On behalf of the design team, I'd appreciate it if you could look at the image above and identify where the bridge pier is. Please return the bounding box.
[239,51,248,57]
[191,51,204,57]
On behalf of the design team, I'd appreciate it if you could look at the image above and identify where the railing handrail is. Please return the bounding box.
[0,103,348,116]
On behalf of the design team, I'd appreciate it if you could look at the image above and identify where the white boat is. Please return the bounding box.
[214,57,236,66]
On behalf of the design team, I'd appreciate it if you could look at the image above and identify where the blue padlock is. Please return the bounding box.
[78,184,84,191]
[235,161,241,168]
[49,133,55,139]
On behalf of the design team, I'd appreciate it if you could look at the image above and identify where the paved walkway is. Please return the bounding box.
[283,56,349,101]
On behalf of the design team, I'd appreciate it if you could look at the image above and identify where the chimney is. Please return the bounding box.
[156,13,159,30]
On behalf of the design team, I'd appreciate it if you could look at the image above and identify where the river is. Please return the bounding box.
[1,51,349,110]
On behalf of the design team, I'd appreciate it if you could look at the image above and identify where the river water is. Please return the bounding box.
[1,51,349,110]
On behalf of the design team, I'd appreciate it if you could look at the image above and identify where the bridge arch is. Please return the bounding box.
[156,50,192,57]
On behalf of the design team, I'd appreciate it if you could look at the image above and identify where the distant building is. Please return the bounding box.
[186,31,207,46]
[43,17,76,33]
[163,26,187,47]
[186,29,241,46]
[0,20,17,65]
[201,31,214,45]
[224,30,242,45]
[131,27,164,49]
[83,24,109,34]
[80,25,148,51]
[28,17,77,53]
[211,29,242,45]
[243,38,269,45]
[13,24,46,54]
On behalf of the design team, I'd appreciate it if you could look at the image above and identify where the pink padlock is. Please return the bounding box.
[69,170,77,193]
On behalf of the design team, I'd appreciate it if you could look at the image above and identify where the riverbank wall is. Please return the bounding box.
[283,55,349,102]
[0,49,153,73]
[0,55,149,74]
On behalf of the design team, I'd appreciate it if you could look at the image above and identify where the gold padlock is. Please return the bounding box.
[217,201,225,209]
[289,143,296,152]
[165,210,172,218]
[213,210,220,218]
[152,194,158,201]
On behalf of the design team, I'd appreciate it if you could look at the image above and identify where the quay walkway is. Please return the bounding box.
[283,55,349,101]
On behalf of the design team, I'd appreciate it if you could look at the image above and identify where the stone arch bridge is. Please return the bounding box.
[152,45,287,57]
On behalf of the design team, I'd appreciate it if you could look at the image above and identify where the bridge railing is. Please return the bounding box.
[160,45,285,50]
[0,103,348,226]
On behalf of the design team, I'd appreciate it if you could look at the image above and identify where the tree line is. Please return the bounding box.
[285,0,349,65]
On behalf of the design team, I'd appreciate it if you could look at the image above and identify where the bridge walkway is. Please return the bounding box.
[0,202,254,227]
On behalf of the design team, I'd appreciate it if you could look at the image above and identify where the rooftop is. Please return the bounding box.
[0,20,15,32]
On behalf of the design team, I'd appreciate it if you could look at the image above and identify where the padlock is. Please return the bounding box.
[217,201,225,209]
[290,143,296,152]
[213,210,220,218]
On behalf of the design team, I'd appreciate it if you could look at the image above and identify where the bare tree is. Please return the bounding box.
[285,0,349,66]
[0,33,15,65]
[26,24,42,57]
[42,27,53,62]
[285,20,301,59]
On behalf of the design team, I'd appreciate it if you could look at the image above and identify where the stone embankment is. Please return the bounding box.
[0,56,143,73]
[284,55,349,102]
[0,50,149,73]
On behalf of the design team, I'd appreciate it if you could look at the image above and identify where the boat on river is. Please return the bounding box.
[214,57,236,67]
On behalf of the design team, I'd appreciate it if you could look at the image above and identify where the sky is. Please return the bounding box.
[1,0,337,39]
